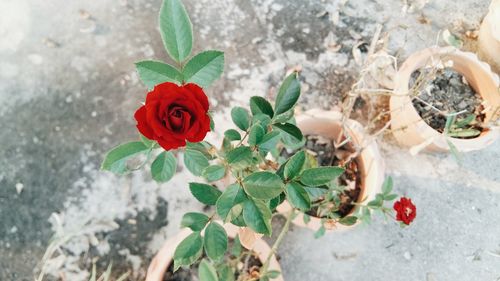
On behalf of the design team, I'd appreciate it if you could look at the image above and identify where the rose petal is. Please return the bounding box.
[184,83,209,111]
[134,105,155,140]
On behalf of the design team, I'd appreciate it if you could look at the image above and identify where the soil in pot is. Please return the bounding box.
[163,239,263,281]
[409,67,486,138]
[281,134,363,219]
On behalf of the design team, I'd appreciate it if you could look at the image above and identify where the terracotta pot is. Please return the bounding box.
[277,109,385,232]
[478,0,500,74]
[390,46,500,153]
[145,223,283,281]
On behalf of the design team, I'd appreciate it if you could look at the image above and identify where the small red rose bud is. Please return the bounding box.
[393,197,416,225]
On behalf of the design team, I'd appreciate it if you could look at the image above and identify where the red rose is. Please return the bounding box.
[134,82,211,150]
[393,197,416,225]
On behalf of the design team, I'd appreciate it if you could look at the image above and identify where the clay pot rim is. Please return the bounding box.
[277,109,384,232]
[391,46,500,151]
[145,222,283,281]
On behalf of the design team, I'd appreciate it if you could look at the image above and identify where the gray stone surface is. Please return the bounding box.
[0,0,499,280]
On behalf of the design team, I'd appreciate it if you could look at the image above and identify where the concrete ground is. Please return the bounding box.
[0,0,499,280]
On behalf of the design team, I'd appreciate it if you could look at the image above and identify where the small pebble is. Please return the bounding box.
[404,251,412,260]
[15,183,24,194]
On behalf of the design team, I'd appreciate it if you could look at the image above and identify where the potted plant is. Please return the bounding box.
[276,109,385,233]
[479,0,500,74]
[145,223,283,281]
[101,0,417,280]
[390,46,500,153]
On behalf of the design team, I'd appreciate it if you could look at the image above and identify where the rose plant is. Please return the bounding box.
[102,0,416,280]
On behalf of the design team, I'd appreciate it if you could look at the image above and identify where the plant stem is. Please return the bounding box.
[260,209,295,277]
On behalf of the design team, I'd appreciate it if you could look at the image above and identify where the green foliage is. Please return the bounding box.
[216,184,247,220]
[243,199,272,235]
[250,96,274,118]
[135,60,182,89]
[257,131,281,153]
[159,0,193,63]
[242,172,284,200]
[217,264,234,281]
[225,146,253,168]
[224,129,241,141]
[181,212,209,231]
[273,123,303,143]
[314,225,326,239]
[339,216,358,226]
[274,73,300,116]
[285,182,310,211]
[198,259,219,281]
[204,222,228,260]
[284,151,305,180]
[231,107,251,131]
[203,165,226,182]
[174,232,203,271]
[184,149,209,176]
[189,182,222,205]
[101,142,150,174]
[186,141,214,159]
[151,151,177,182]
[248,124,265,146]
[183,50,224,88]
[300,167,345,186]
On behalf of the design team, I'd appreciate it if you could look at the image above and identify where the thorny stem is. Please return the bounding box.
[260,209,295,277]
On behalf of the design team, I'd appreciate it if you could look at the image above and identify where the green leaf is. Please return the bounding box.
[184,149,209,176]
[303,213,311,224]
[274,73,300,115]
[151,151,177,182]
[300,167,345,186]
[225,146,253,166]
[285,182,310,211]
[248,124,265,146]
[252,113,272,128]
[273,123,303,142]
[231,236,242,257]
[231,107,250,131]
[204,222,228,260]
[447,129,481,138]
[217,264,234,281]
[159,0,193,63]
[102,142,150,175]
[243,172,284,200]
[243,199,272,235]
[258,131,281,153]
[209,113,215,131]
[284,151,305,180]
[447,139,463,164]
[384,194,398,201]
[202,165,226,182]
[273,109,294,124]
[216,184,247,220]
[266,270,281,278]
[173,232,203,271]
[314,225,326,239]
[189,182,222,205]
[186,141,214,160]
[135,61,182,89]
[382,176,393,195]
[183,50,224,88]
[339,216,358,226]
[455,114,476,128]
[269,193,285,211]
[140,134,158,148]
[231,212,246,227]
[181,212,209,231]
[198,259,219,281]
[224,129,241,141]
[250,96,274,118]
